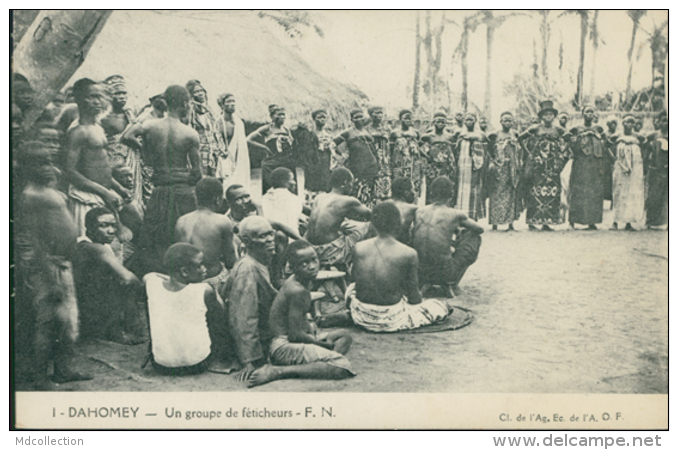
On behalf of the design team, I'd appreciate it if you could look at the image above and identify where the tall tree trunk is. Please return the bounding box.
[423,11,433,107]
[433,13,444,109]
[625,20,639,99]
[412,11,421,110]
[650,31,668,87]
[13,10,113,129]
[461,28,469,111]
[588,10,599,100]
[484,24,494,119]
[540,14,550,82]
[576,11,588,107]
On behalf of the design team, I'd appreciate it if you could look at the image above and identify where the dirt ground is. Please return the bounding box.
[15,206,668,394]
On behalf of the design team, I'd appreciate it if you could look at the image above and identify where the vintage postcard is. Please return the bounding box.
[10,9,668,430]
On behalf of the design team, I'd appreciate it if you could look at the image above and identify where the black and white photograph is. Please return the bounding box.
[10,9,668,430]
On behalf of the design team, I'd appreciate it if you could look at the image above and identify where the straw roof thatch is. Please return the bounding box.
[68,10,368,127]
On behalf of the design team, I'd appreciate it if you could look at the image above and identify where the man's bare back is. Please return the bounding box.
[412,204,481,264]
[393,200,417,244]
[352,237,421,306]
[126,117,200,175]
[174,210,236,278]
[305,193,370,245]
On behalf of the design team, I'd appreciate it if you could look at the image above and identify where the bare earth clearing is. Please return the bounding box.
[15,208,668,394]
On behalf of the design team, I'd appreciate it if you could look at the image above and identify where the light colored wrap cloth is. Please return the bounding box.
[346,283,449,333]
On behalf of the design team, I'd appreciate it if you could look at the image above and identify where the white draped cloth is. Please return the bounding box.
[216,113,250,193]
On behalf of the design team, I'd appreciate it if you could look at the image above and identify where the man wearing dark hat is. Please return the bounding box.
[518,100,568,230]
[421,111,457,204]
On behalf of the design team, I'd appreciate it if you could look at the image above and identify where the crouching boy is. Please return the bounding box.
[247,240,355,387]
[144,243,238,375]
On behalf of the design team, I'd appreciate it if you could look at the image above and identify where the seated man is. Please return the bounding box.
[174,177,237,291]
[73,207,145,345]
[225,183,299,288]
[220,216,279,381]
[304,168,371,271]
[261,167,308,236]
[412,176,483,296]
[145,243,237,375]
[390,176,418,246]
[348,201,449,332]
[247,240,355,387]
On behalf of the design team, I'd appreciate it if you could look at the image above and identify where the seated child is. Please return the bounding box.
[246,239,355,387]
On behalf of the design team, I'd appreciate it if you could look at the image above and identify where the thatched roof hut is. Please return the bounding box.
[68,10,368,128]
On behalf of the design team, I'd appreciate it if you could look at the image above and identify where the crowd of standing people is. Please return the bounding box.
[12,72,668,390]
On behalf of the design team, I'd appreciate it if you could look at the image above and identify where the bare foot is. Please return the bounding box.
[587,224,598,230]
[207,359,240,375]
[34,377,57,391]
[107,331,147,346]
[52,368,93,384]
[528,224,538,231]
[247,365,281,388]
[542,225,553,232]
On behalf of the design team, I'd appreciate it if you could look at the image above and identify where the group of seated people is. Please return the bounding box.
[15,131,482,389]
[14,79,484,390]
[141,167,484,387]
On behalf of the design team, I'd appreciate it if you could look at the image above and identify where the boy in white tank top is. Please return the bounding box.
[144,243,239,375]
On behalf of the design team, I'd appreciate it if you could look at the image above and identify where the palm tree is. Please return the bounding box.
[413,11,422,110]
[646,19,668,87]
[531,10,552,82]
[449,12,483,111]
[625,10,647,99]
[588,10,603,99]
[575,10,589,107]
[478,11,528,120]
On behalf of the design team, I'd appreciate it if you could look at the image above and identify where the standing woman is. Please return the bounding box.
[454,112,489,221]
[420,111,457,204]
[333,109,379,206]
[247,105,295,195]
[611,114,645,230]
[567,105,607,230]
[487,112,522,231]
[519,100,569,231]
[603,118,619,205]
[186,80,225,177]
[215,93,250,193]
[390,109,424,202]
[644,111,668,229]
[366,106,392,202]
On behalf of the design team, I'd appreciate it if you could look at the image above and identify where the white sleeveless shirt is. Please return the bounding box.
[145,273,211,368]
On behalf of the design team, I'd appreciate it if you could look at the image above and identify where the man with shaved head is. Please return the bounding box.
[220,216,278,382]
[122,85,202,275]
